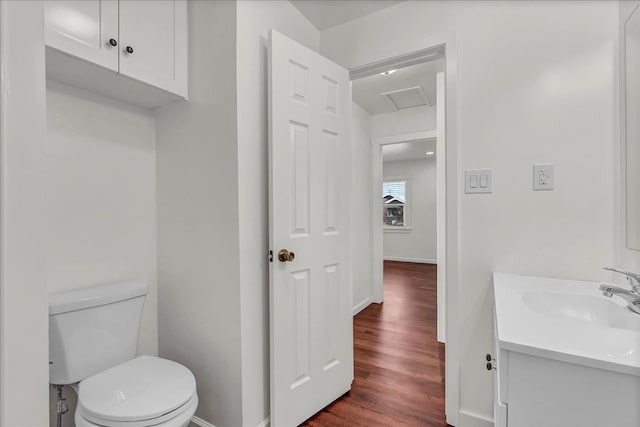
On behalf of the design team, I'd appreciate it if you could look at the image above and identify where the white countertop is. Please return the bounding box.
[493,273,640,376]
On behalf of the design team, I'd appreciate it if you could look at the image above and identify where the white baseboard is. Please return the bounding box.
[191,416,216,427]
[458,409,494,427]
[383,256,437,264]
[352,296,372,315]
[191,415,269,427]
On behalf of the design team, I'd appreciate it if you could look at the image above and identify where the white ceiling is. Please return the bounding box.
[290,0,404,31]
[352,59,444,116]
[382,139,436,162]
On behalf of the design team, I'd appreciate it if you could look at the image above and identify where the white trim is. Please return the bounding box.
[349,45,444,80]
[383,226,412,233]
[373,130,436,146]
[256,416,270,427]
[436,71,446,344]
[371,143,384,304]
[383,257,436,264]
[352,297,373,315]
[191,416,216,427]
[0,2,5,418]
[458,409,494,427]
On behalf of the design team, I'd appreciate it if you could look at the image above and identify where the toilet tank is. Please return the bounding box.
[48,281,148,385]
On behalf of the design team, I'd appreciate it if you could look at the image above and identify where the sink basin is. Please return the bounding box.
[494,273,640,377]
[522,290,640,331]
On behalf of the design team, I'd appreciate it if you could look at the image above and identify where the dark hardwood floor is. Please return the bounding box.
[302,261,447,426]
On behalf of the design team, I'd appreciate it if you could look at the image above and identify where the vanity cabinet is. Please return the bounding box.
[493,273,640,427]
[493,341,640,427]
[44,0,188,107]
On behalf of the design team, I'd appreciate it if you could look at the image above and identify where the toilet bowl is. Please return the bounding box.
[74,356,198,427]
[48,281,198,427]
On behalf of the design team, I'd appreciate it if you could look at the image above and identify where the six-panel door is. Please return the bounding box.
[269,29,353,427]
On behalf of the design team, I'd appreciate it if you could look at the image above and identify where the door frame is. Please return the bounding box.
[349,38,460,426]
[371,130,437,304]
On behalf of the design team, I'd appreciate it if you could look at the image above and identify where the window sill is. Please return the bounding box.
[384,227,412,233]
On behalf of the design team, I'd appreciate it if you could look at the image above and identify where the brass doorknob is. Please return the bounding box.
[278,249,295,262]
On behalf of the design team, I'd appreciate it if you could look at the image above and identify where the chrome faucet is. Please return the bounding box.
[599,267,640,315]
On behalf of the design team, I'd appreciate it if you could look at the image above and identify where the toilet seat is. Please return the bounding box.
[76,355,197,427]
[75,395,198,427]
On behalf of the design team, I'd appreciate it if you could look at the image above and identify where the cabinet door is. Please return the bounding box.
[45,0,119,71]
[118,0,188,97]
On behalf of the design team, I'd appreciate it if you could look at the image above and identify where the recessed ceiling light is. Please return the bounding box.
[426,151,435,155]
[379,69,398,76]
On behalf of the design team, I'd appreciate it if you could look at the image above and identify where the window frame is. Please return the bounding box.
[382,176,411,232]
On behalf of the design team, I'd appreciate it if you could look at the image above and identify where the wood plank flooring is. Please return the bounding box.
[302,261,448,427]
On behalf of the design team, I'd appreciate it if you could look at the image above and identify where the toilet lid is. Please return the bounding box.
[77,355,196,423]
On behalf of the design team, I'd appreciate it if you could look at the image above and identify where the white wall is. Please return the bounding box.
[46,82,158,355]
[351,102,374,314]
[45,81,158,425]
[235,2,320,425]
[0,1,49,424]
[371,105,436,137]
[383,158,437,263]
[321,1,617,424]
[156,1,243,426]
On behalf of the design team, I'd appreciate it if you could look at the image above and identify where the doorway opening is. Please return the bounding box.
[350,51,445,320]
[357,54,446,343]
[345,47,453,424]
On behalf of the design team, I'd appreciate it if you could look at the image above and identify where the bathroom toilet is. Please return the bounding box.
[49,281,198,427]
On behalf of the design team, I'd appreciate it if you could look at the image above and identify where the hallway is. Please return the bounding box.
[303,261,447,426]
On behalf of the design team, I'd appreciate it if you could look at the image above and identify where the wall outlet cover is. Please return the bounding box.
[533,163,554,191]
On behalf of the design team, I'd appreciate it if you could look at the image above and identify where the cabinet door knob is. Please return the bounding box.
[125,46,134,54]
[108,38,118,47]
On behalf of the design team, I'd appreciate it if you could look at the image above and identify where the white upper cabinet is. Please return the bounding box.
[119,1,188,97]
[44,0,188,107]
[45,1,119,71]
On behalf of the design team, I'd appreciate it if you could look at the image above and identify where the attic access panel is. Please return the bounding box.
[381,86,430,110]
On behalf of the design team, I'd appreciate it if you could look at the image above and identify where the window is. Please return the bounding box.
[383,180,408,227]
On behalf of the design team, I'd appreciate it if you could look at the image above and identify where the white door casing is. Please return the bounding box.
[269,30,353,427]
[436,71,446,343]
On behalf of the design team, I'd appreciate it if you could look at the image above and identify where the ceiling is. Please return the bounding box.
[383,140,436,162]
[290,0,404,31]
[352,59,444,115]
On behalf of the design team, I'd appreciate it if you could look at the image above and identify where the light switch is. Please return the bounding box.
[465,169,493,194]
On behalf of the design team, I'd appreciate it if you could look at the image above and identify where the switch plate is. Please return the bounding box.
[533,163,554,191]
[465,169,493,193]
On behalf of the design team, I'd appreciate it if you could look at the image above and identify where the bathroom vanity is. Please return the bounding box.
[492,274,640,427]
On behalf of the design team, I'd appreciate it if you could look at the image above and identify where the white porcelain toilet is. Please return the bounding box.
[49,281,198,427]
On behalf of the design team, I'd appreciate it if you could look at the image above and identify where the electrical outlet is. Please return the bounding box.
[533,164,554,190]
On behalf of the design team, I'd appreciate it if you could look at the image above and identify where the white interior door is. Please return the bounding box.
[269,29,353,427]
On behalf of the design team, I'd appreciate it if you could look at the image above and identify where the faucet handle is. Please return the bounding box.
[604,267,640,290]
